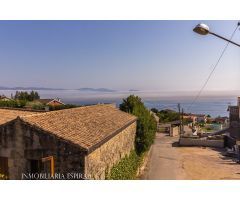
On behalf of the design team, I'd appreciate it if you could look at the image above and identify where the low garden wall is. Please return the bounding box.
[179,138,224,148]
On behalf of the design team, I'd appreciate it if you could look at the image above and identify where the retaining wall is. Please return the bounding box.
[179,138,224,148]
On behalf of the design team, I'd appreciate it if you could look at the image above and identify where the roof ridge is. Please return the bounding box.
[21,104,118,119]
[0,107,43,113]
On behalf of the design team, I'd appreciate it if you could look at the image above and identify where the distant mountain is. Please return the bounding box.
[0,86,118,92]
[129,89,140,92]
[0,86,66,90]
[77,88,116,92]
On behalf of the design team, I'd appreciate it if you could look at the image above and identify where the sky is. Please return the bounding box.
[0,20,240,94]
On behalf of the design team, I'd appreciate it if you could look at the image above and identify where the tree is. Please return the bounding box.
[14,91,40,101]
[29,91,35,101]
[151,108,158,114]
[120,95,157,155]
[156,109,180,123]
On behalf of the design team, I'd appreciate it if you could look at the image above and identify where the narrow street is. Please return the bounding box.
[141,133,240,180]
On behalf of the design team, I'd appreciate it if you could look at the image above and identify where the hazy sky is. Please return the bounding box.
[0,20,240,92]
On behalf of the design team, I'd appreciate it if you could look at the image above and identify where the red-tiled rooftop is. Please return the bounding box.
[0,108,38,125]
[21,104,137,151]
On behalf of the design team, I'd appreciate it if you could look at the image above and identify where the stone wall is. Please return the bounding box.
[85,121,136,180]
[179,138,224,148]
[0,119,85,179]
[0,118,137,180]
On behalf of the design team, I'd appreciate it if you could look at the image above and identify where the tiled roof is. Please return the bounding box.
[21,104,137,151]
[0,109,38,125]
[34,99,54,104]
[34,99,65,105]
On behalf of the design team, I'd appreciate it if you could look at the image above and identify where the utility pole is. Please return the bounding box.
[181,108,184,136]
[177,103,182,136]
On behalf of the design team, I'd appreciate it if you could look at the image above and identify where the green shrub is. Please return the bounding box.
[120,95,157,155]
[0,99,26,108]
[154,108,180,123]
[17,100,27,108]
[0,100,17,107]
[48,104,78,111]
[106,150,143,180]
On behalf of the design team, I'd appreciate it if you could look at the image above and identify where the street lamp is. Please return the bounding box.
[193,23,240,47]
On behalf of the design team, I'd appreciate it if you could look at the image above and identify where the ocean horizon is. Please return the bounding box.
[0,89,238,117]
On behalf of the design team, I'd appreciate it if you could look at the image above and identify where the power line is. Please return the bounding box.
[186,24,240,112]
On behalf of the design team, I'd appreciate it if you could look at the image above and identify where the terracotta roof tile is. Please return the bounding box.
[21,104,137,151]
[0,109,38,125]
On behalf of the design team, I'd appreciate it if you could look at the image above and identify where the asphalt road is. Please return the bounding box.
[141,133,240,180]
[141,133,186,180]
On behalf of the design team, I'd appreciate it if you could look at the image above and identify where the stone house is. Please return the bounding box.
[228,105,239,123]
[0,104,137,180]
[227,97,240,139]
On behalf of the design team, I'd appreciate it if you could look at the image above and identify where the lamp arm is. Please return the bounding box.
[209,31,240,48]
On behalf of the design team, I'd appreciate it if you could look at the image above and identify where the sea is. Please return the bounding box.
[0,90,238,118]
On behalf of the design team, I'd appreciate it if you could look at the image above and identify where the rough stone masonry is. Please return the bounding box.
[0,105,137,180]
